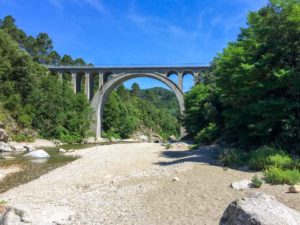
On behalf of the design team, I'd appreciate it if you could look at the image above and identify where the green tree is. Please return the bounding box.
[131,83,141,96]
[213,0,300,148]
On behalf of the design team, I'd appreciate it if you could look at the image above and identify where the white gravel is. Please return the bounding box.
[1,143,299,225]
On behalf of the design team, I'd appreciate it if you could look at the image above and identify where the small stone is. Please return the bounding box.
[169,135,177,142]
[231,180,252,190]
[172,176,179,182]
[59,148,66,153]
[289,185,300,193]
[23,145,35,152]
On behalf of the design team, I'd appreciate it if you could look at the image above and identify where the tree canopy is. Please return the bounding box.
[184,0,300,150]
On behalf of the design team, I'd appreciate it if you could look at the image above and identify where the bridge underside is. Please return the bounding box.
[47,66,209,139]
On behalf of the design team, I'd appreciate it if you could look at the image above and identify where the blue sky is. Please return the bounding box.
[0,0,268,91]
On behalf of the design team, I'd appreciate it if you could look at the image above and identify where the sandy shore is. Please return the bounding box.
[0,143,299,225]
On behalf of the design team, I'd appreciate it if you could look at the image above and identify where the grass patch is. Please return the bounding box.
[218,146,300,185]
[264,167,300,185]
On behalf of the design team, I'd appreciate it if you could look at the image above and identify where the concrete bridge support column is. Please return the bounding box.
[178,74,183,91]
[58,72,63,83]
[99,74,104,89]
[84,73,94,101]
[71,73,77,93]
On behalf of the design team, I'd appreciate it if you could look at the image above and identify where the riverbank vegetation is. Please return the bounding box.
[184,0,300,184]
[0,17,92,143]
[103,85,180,139]
[0,15,180,143]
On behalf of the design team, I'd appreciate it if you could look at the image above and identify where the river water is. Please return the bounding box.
[0,142,132,193]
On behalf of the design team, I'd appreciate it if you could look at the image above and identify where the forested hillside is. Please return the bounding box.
[103,84,180,139]
[0,15,180,142]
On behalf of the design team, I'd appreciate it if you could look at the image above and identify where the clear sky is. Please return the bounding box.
[0,0,268,91]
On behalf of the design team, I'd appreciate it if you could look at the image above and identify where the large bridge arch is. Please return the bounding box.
[90,73,185,139]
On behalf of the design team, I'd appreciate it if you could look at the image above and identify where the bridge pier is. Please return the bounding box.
[71,73,77,93]
[58,72,63,83]
[84,73,94,100]
[178,74,183,91]
[99,73,104,89]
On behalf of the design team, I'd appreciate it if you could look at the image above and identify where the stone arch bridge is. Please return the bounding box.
[46,65,209,139]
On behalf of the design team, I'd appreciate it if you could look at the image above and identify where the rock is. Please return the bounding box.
[83,136,98,144]
[23,145,35,152]
[289,185,300,193]
[8,142,27,152]
[24,149,50,158]
[59,148,66,153]
[172,177,179,182]
[231,180,252,190]
[138,135,148,143]
[0,206,32,224]
[0,129,9,142]
[0,121,4,129]
[0,142,14,152]
[169,135,177,142]
[220,192,300,225]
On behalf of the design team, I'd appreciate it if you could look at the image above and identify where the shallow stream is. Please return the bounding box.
[0,142,132,193]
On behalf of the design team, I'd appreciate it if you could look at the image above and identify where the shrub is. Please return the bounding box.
[264,167,300,185]
[251,175,263,188]
[248,147,284,170]
[219,148,249,167]
[194,123,219,144]
[269,154,293,169]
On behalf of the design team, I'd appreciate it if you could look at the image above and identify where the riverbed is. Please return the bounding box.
[0,142,133,193]
[0,143,299,225]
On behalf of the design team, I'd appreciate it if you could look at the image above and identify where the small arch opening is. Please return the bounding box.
[183,73,194,92]
[167,71,178,86]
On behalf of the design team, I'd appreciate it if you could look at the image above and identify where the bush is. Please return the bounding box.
[195,123,219,144]
[269,154,293,169]
[264,167,300,185]
[251,175,263,188]
[248,147,284,170]
[219,148,249,167]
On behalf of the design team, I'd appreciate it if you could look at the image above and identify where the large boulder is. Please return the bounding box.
[220,192,300,225]
[24,149,50,158]
[0,129,9,142]
[0,142,13,152]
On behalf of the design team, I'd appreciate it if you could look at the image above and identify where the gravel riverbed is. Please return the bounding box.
[0,143,299,225]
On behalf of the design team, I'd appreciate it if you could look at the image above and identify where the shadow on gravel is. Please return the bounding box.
[155,145,222,166]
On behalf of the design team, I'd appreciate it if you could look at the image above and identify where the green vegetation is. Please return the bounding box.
[184,0,300,185]
[0,16,92,143]
[264,167,300,185]
[251,175,263,188]
[103,84,180,139]
[184,0,300,150]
